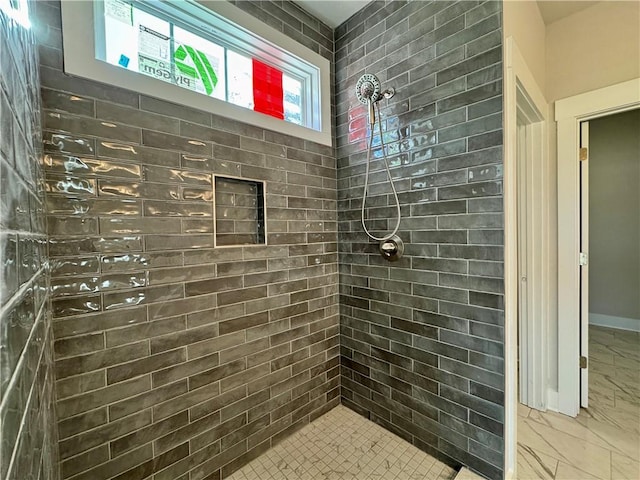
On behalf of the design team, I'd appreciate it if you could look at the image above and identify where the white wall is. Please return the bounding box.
[589,110,640,327]
[546,1,640,103]
[503,0,546,93]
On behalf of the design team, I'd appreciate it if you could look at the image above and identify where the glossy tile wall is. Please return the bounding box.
[0,3,59,480]
[335,2,505,479]
[33,1,339,479]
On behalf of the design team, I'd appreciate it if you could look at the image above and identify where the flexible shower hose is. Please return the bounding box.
[361,102,402,242]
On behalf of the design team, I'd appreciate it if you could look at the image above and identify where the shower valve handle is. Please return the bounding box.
[381,242,397,253]
[379,236,404,261]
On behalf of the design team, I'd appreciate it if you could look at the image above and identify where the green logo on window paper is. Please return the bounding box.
[174,45,218,95]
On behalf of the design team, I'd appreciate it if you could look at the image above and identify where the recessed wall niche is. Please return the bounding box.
[214,175,266,246]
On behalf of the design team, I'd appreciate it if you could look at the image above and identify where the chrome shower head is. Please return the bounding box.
[356,74,382,126]
[356,74,381,104]
[355,74,395,125]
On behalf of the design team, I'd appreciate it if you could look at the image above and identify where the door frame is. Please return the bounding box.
[555,78,640,417]
[503,37,549,480]
[516,90,547,412]
[579,121,589,408]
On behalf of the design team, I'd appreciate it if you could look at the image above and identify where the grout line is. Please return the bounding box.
[2,303,50,478]
[0,265,47,319]
[0,298,49,412]
[0,229,48,238]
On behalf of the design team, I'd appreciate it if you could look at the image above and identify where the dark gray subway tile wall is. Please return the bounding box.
[0,2,59,479]
[231,0,334,61]
[34,1,339,479]
[335,1,505,479]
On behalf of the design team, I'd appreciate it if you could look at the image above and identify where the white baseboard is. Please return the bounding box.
[589,313,640,332]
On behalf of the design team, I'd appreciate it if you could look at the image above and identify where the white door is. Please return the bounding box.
[579,121,589,408]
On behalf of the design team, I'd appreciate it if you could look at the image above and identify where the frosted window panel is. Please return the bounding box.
[103,0,133,66]
[103,0,169,76]
[227,50,254,110]
[283,75,302,125]
[136,23,171,85]
[173,26,226,100]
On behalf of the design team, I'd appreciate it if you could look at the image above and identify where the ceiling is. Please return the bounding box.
[536,1,600,25]
[293,0,602,30]
[293,0,369,28]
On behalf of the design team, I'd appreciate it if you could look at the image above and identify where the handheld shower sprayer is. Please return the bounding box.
[354,73,401,253]
[355,74,395,125]
[356,74,380,125]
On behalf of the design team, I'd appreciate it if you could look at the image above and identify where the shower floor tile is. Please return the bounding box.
[227,405,458,480]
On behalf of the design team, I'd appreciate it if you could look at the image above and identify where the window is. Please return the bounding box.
[60,0,331,145]
[0,0,30,27]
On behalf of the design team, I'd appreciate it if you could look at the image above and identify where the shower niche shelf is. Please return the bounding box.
[214,175,266,247]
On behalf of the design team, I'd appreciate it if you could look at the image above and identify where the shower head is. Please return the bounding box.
[356,74,382,104]
[355,74,395,126]
[356,74,381,126]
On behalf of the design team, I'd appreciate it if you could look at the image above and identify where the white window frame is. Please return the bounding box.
[60,0,332,146]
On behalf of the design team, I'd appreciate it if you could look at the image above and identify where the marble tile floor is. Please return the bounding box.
[517,326,640,479]
[227,405,458,480]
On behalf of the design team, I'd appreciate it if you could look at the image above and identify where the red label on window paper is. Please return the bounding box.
[252,59,284,120]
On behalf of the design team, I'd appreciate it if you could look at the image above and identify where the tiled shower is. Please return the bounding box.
[0,1,504,480]
[336,2,503,478]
